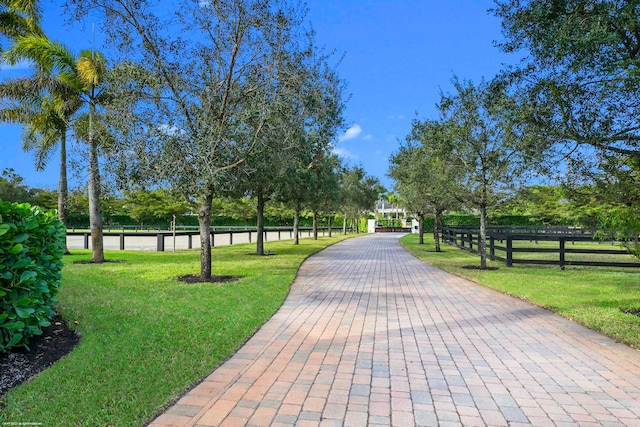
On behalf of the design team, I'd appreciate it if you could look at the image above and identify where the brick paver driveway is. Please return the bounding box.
[151,233,640,426]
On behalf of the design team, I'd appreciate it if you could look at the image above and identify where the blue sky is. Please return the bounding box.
[0,0,513,191]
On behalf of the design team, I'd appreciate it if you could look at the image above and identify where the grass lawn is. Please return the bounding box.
[0,235,352,426]
[401,233,640,350]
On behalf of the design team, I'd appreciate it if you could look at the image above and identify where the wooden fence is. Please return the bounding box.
[441,226,640,269]
[67,227,343,252]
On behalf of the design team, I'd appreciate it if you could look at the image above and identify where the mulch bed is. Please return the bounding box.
[177,275,240,284]
[0,315,80,396]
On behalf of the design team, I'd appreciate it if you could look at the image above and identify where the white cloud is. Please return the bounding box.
[363,134,373,140]
[333,147,358,159]
[339,124,362,142]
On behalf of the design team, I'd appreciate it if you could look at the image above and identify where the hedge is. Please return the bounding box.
[0,200,65,352]
[421,214,542,230]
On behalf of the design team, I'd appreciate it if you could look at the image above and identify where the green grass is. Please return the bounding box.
[489,237,640,265]
[0,235,352,426]
[401,233,640,349]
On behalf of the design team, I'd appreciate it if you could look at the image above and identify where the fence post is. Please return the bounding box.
[230,232,233,246]
[188,234,192,249]
[157,234,164,252]
[249,232,252,243]
[559,238,565,270]
[468,232,473,253]
[278,230,281,241]
[84,233,89,250]
[120,233,125,250]
[489,236,495,261]
[506,237,513,267]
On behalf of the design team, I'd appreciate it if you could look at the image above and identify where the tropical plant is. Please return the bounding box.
[0,74,82,233]
[0,199,65,352]
[0,0,42,50]
[5,35,110,262]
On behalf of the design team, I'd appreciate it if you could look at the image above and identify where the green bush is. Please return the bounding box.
[0,200,65,352]
[421,214,542,230]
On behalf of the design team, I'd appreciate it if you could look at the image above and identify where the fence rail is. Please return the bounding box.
[67,227,344,252]
[441,226,640,269]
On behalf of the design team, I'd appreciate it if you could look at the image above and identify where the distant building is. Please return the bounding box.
[374,199,407,225]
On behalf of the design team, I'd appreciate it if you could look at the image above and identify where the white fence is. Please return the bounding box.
[66,228,343,251]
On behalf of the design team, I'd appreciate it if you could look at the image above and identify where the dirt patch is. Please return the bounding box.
[177,274,240,284]
[462,265,499,271]
[0,315,80,396]
[622,309,640,318]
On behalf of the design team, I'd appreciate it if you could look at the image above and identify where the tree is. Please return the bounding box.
[438,78,529,268]
[71,0,318,279]
[5,35,110,262]
[493,0,640,165]
[389,120,460,249]
[339,165,382,234]
[385,192,401,224]
[123,188,192,225]
[305,151,341,240]
[262,36,346,248]
[0,0,42,50]
[493,1,640,258]
[0,74,81,234]
[0,168,30,202]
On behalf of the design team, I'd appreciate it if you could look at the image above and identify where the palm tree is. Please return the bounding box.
[5,35,109,262]
[0,75,81,234]
[0,0,42,49]
[386,192,401,225]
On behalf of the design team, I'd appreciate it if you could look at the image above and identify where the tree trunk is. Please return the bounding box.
[479,204,487,269]
[293,203,300,245]
[328,215,332,237]
[58,131,69,255]
[418,214,424,245]
[256,192,265,255]
[312,211,318,240]
[88,99,104,263]
[343,215,347,235]
[198,193,213,280]
[434,212,441,252]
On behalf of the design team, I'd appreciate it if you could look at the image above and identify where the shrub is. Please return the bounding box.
[0,200,65,352]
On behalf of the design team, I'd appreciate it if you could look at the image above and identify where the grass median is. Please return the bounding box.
[0,235,352,426]
[400,233,640,350]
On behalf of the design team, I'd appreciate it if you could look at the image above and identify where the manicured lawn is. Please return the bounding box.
[401,233,640,349]
[0,235,352,426]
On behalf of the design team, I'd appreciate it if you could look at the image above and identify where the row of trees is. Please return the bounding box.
[390,0,640,268]
[0,167,382,230]
[0,0,383,279]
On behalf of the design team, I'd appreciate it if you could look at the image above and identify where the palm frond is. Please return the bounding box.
[77,50,107,90]
[4,35,78,84]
